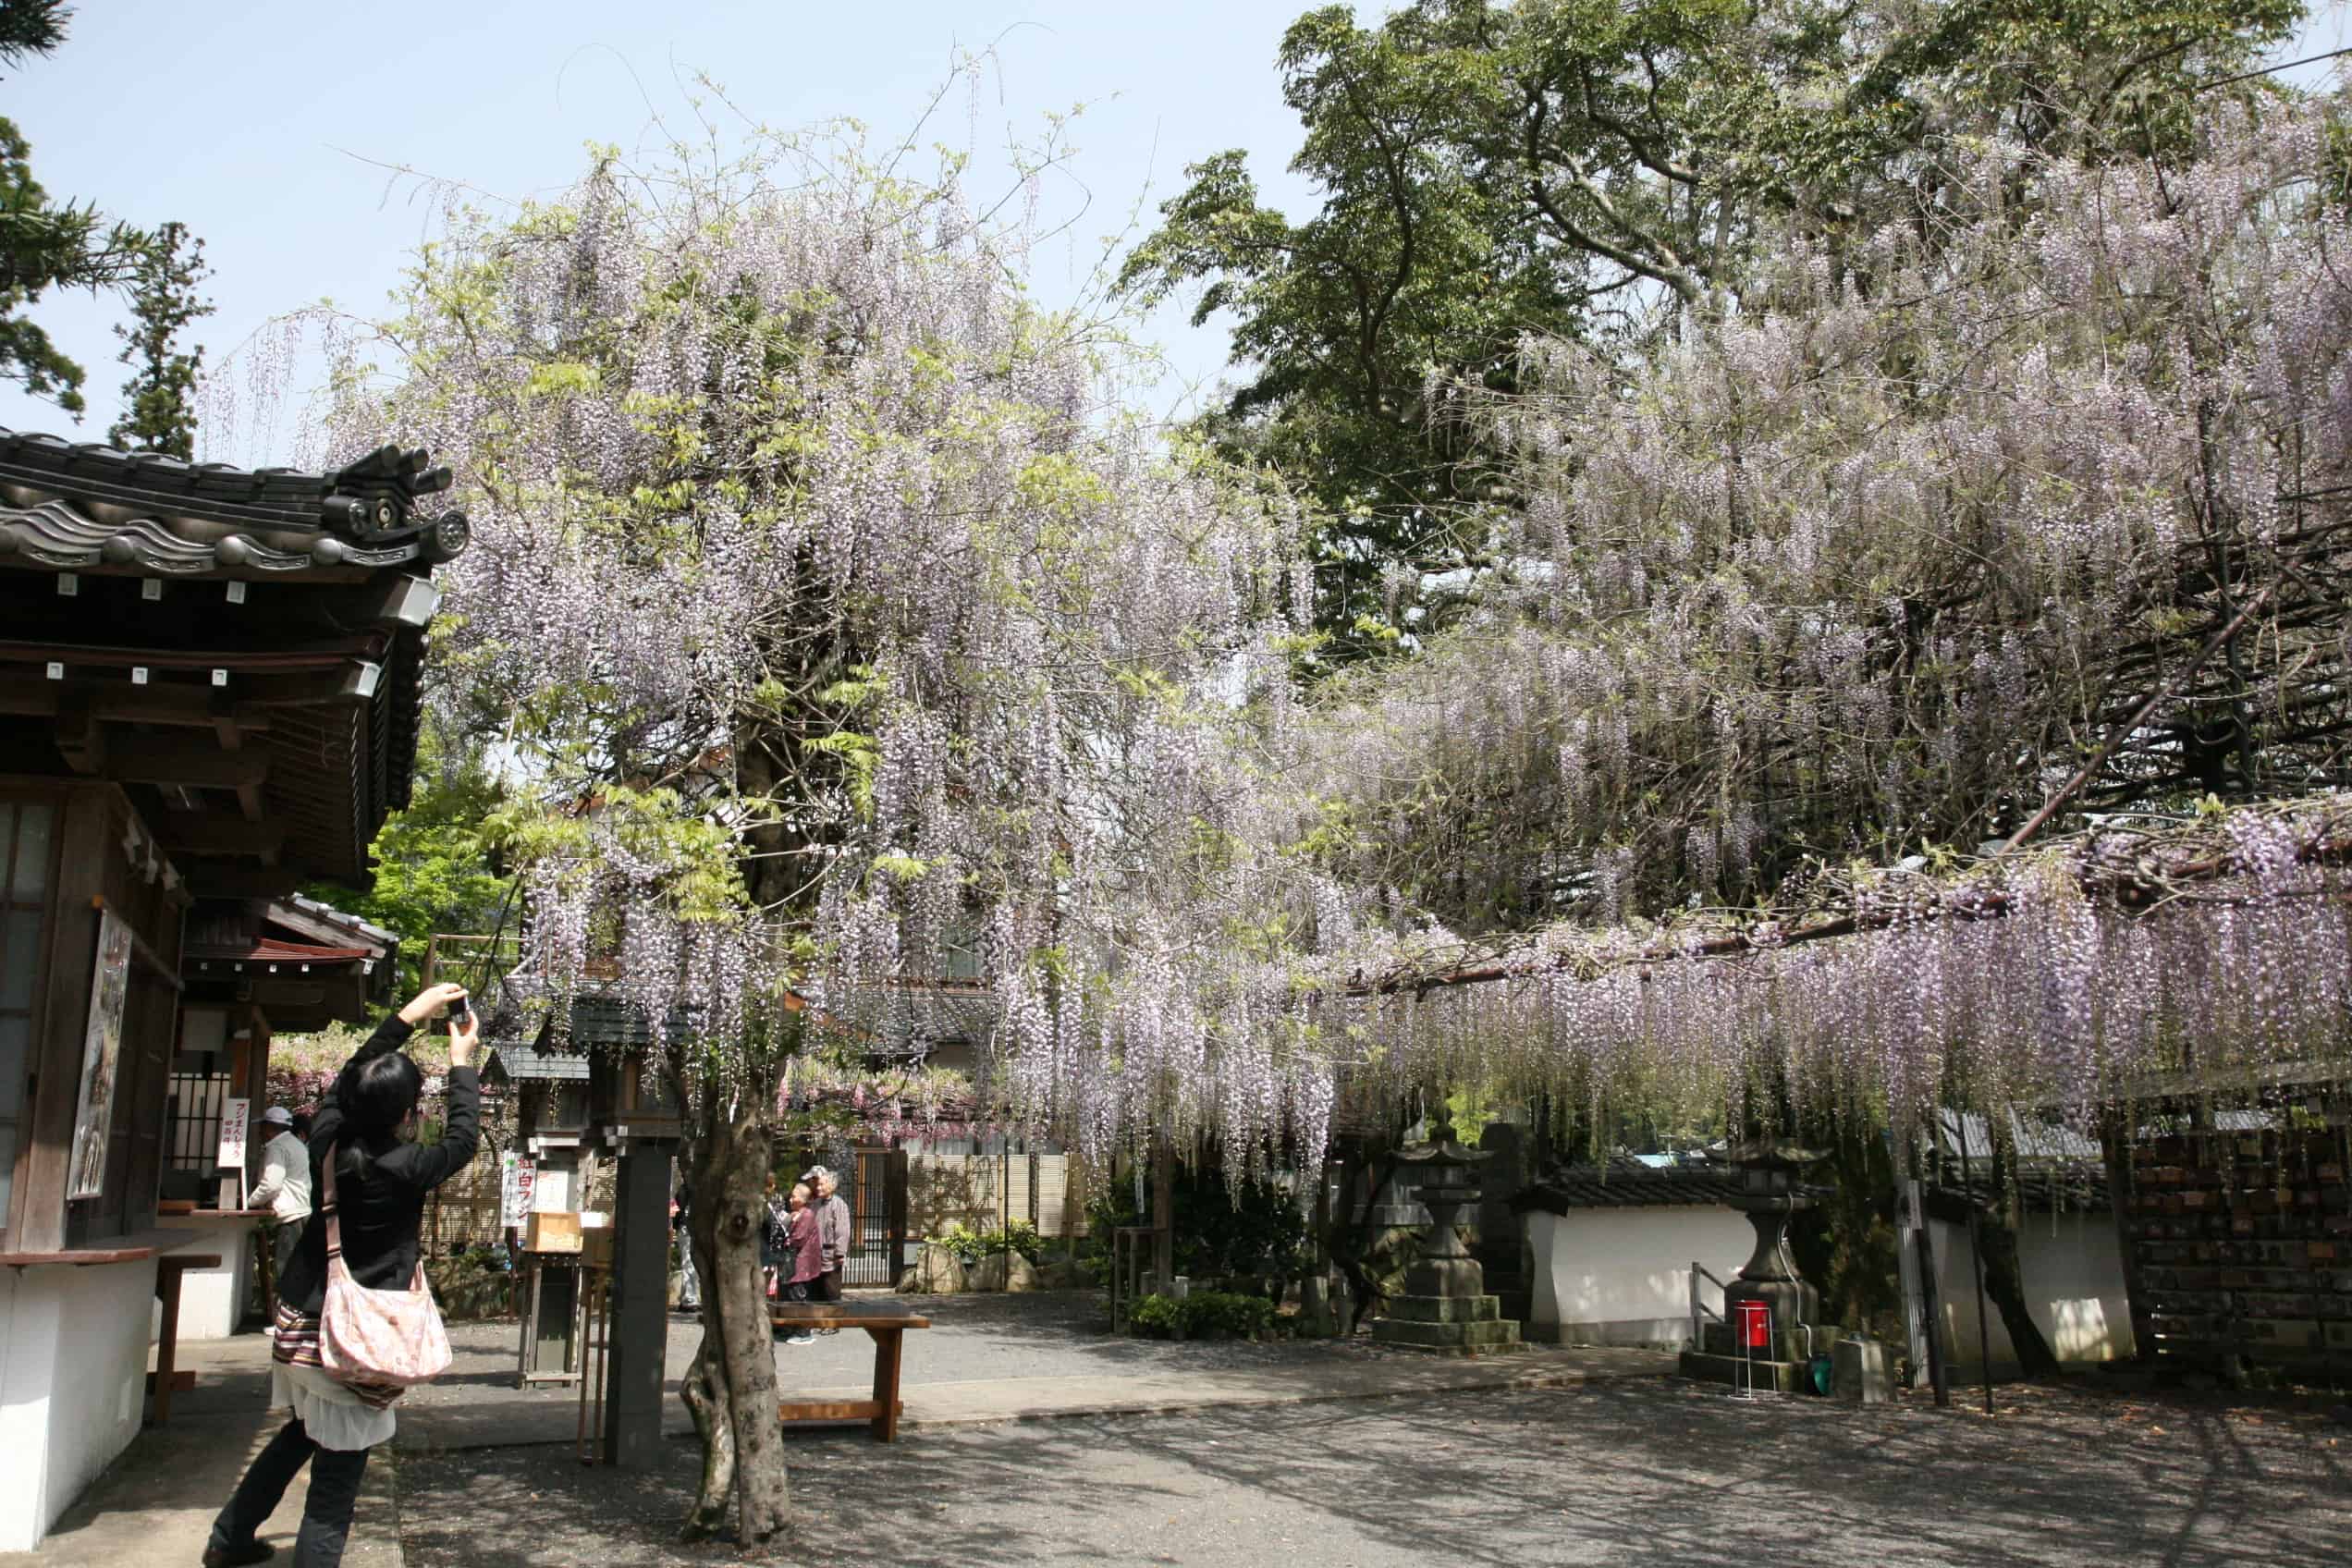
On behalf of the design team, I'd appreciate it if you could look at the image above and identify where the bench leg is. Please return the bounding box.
[867,1328,903,1442]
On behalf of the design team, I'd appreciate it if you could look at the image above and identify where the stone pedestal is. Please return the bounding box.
[1370,1113,1522,1355]
[1832,1336,1891,1404]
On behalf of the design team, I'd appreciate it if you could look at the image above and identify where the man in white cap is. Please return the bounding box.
[247,1105,312,1305]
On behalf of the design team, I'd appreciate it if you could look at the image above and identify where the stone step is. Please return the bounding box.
[1679,1348,1817,1394]
[1380,1292,1502,1325]
[1370,1316,1523,1350]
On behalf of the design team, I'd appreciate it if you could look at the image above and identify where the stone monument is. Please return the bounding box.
[1369,1111,1522,1354]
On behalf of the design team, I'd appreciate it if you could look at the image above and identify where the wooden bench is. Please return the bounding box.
[769,1305,931,1441]
[150,1253,221,1426]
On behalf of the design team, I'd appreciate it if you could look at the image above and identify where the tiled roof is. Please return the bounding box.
[187,936,374,964]
[0,430,470,575]
[0,433,462,889]
[484,1045,592,1082]
[1511,1158,1820,1212]
[1928,1165,2113,1214]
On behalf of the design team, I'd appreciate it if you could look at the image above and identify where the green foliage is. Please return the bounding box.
[931,1219,1044,1266]
[1128,1292,1184,1336]
[1086,1157,1308,1282]
[107,220,210,457]
[1126,1290,1279,1340]
[1125,0,2302,659]
[309,724,512,993]
[0,5,153,412]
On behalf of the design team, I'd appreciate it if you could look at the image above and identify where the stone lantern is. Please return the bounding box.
[1369,1110,1522,1354]
[1679,1139,1833,1390]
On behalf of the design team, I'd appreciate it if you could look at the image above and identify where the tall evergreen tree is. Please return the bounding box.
[0,1,152,414]
[107,220,211,455]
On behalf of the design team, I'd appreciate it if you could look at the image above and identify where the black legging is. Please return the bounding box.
[209,1415,371,1566]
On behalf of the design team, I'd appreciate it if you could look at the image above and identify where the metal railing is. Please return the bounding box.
[1689,1260,1732,1351]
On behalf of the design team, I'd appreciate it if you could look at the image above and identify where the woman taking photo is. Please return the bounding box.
[203,982,480,1568]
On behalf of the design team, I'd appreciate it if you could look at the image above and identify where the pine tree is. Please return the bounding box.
[0,1,151,414]
[107,220,211,455]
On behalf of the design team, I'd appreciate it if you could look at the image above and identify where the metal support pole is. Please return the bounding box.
[1150,1129,1174,1293]
[1906,1137,1950,1408]
[1958,1127,1995,1416]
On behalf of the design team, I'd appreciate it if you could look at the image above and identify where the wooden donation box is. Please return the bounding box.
[517,1212,587,1387]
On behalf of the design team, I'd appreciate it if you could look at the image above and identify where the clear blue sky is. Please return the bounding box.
[0,0,1324,454]
[4,2,2346,458]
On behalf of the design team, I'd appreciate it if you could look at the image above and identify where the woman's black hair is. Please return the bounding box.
[343,1050,423,1139]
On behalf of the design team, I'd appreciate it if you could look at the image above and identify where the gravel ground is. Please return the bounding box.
[393,1378,2352,1568]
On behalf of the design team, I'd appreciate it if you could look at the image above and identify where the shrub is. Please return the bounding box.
[932,1219,1043,1266]
[1087,1162,1307,1285]
[1125,1290,1277,1340]
[1129,1292,1183,1338]
[1181,1291,1275,1339]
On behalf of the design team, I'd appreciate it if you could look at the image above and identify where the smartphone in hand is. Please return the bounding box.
[448,995,472,1026]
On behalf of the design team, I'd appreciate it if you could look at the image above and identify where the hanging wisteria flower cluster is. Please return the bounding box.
[1296,797,2352,1143]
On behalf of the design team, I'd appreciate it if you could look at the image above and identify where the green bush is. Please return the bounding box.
[1125,1290,1278,1341]
[1085,1159,1307,1282]
[932,1219,1044,1266]
[1182,1291,1276,1338]
[1129,1292,1184,1337]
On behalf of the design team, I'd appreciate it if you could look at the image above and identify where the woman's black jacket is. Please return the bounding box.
[276,1013,481,1317]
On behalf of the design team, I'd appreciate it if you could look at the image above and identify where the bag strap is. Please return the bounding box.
[322,1139,344,1261]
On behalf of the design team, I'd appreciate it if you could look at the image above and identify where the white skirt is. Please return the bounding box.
[271,1361,398,1452]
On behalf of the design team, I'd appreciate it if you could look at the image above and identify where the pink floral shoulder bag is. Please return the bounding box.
[316,1141,452,1389]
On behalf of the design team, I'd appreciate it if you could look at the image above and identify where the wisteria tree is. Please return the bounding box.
[1236,92,2352,1361]
[266,113,1342,1536]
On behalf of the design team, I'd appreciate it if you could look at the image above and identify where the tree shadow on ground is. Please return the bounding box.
[391,1379,2352,1568]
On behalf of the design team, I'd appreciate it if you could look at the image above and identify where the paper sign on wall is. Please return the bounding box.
[217,1097,251,1170]
[216,1097,250,1209]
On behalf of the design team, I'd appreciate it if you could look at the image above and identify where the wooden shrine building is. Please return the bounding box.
[0,431,463,1549]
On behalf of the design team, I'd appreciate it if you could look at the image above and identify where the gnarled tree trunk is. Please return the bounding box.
[678,1090,789,1543]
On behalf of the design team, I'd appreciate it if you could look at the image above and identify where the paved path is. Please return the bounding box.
[394,1378,2352,1568]
[0,1292,1663,1566]
[0,1404,400,1568]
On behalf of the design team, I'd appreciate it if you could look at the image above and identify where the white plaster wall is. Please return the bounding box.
[157,1217,259,1341]
[1930,1213,2134,1374]
[0,1259,155,1551]
[1528,1207,1756,1344]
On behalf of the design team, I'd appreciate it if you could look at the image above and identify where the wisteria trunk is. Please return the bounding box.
[1978,1144,2061,1379]
[678,1100,790,1542]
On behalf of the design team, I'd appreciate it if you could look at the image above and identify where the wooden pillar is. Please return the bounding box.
[19,787,111,1252]
[602,1141,673,1469]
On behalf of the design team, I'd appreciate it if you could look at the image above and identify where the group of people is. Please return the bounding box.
[765,1166,849,1343]
[668,1165,851,1336]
